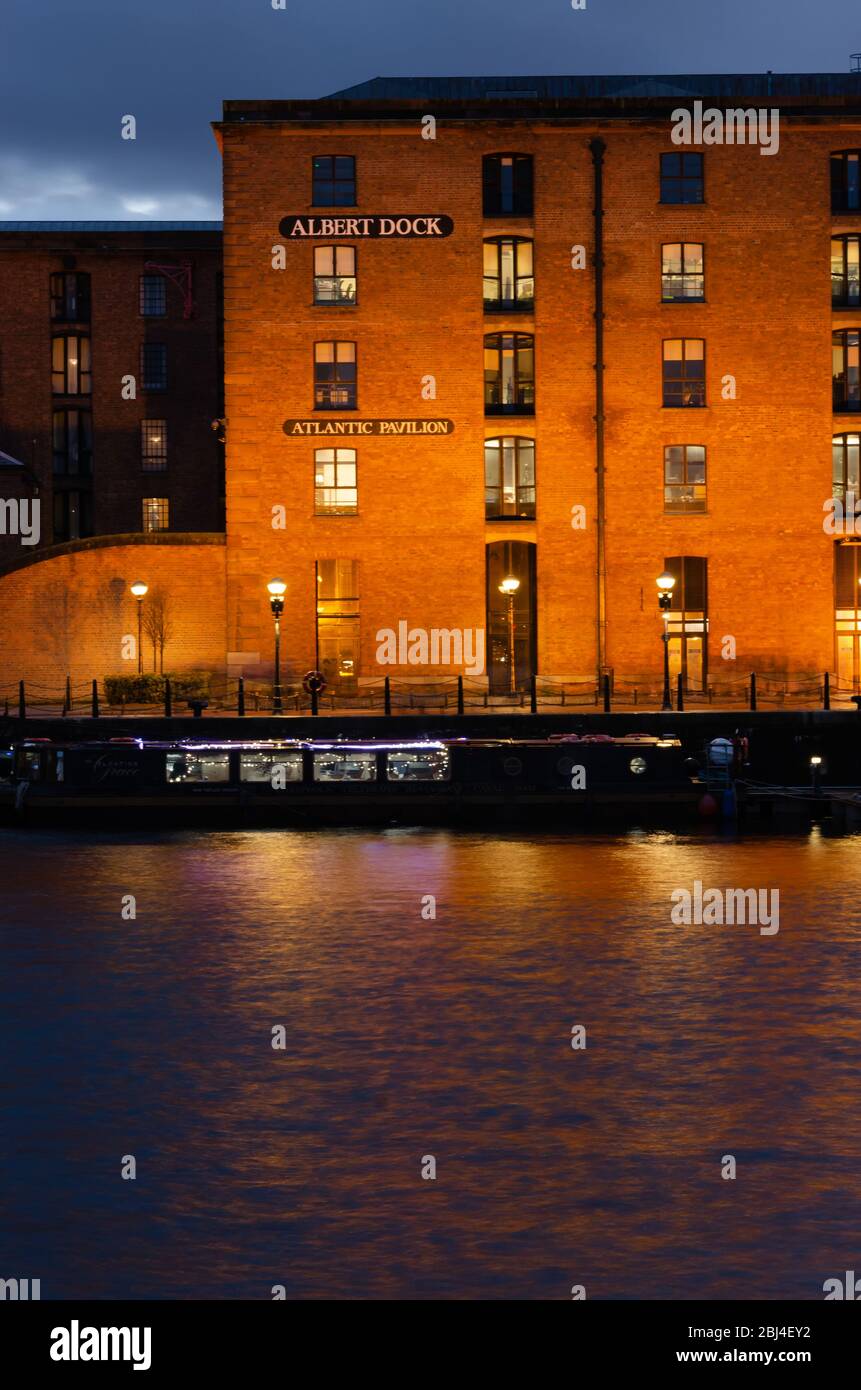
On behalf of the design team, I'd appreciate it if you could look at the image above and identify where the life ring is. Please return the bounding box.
[303,670,327,695]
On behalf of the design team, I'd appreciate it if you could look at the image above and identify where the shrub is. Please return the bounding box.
[103,671,212,706]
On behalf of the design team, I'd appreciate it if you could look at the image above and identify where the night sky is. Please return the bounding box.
[3,0,860,220]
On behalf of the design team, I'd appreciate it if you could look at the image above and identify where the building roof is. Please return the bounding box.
[0,221,222,232]
[323,73,861,101]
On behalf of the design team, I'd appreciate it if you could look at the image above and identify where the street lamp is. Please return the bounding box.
[130,582,148,675]
[656,571,676,711]
[267,580,287,714]
[498,576,521,696]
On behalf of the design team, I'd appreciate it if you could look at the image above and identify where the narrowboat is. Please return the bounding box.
[0,733,705,824]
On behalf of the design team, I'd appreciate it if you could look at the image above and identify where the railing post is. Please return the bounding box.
[311,684,319,716]
[457,675,464,716]
[18,680,25,721]
[164,677,172,719]
[63,674,71,717]
[530,673,538,714]
[676,673,684,712]
[823,671,831,710]
[749,672,757,712]
[91,679,99,718]
[602,673,611,713]
[384,675,391,715]
[237,676,245,716]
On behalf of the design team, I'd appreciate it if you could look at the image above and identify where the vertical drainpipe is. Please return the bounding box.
[590,137,607,686]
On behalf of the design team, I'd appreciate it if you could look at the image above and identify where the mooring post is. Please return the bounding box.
[18,680,25,721]
[676,672,684,712]
[823,671,831,710]
[602,673,611,713]
[311,685,319,716]
[91,679,99,718]
[750,672,757,711]
[384,675,391,715]
[63,674,71,717]
[237,676,245,717]
[457,675,464,716]
[530,673,538,713]
[164,677,172,719]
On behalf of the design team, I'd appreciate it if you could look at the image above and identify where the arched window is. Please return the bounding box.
[484,333,534,414]
[831,151,861,212]
[833,433,861,503]
[482,154,533,217]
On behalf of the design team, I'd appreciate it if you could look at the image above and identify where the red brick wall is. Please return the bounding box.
[0,536,226,689]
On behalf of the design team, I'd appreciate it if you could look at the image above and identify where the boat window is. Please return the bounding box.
[54,750,64,783]
[19,749,43,781]
[386,749,451,782]
[240,752,303,783]
[166,752,230,783]
[313,750,376,782]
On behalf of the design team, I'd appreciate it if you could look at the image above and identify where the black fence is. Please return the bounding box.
[0,671,857,719]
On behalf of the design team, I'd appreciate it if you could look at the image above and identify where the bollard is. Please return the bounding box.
[676,672,684,712]
[384,675,391,716]
[823,671,831,711]
[311,684,319,716]
[749,672,757,711]
[602,673,611,713]
[238,675,245,716]
[530,673,538,714]
[63,675,71,717]
[457,675,464,716]
[18,680,25,721]
[91,679,99,718]
[164,677,172,719]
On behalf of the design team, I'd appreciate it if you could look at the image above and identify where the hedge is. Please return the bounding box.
[103,672,212,705]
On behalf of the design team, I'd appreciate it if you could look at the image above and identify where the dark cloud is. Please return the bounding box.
[2,0,858,217]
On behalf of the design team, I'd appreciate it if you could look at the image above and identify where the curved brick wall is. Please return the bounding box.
[0,534,226,688]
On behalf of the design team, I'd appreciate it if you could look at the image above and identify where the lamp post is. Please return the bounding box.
[267,580,287,714]
[656,571,676,712]
[130,582,148,676]
[498,576,521,696]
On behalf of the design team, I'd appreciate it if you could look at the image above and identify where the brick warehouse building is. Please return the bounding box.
[4,74,861,696]
[0,222,224,567]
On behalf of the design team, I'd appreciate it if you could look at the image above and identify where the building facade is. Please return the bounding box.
[214,74,861,693]
[0,223,224,566]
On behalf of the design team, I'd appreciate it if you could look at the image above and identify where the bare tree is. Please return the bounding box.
[142,587,173,674]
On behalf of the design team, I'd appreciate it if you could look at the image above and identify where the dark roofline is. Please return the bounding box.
[219,73,861,125]
[0,221,222,231]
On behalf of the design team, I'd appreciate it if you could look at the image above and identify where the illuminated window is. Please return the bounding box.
[484,333,534,414]
[664,445,706,513]
[316,559,359,688]
[661,243,704,301]
[664,556,708,690]
[141,420,167,471]
[485,437,535,518]
[240,752,303,783]
[833,330,861,412]
[483,154,533,216]
[312,155,356,206]
[52,335,91,395]
[315,448,357,514]
[141,343,167,392]
[832,151,861,212]
[663,339,705,407]
[50,272,90,323]
[386,749,451,782]
[314,246,356,304]
[834,433,861,504]
[139,275,167,316]
[53,409,92,475]
[142,497,169,532]
[313,750,376,782]
[483,237,534,311]
[832,237,861,308]
[660,153,704,204]
[314,341,356,409]
[166,752,229,783]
